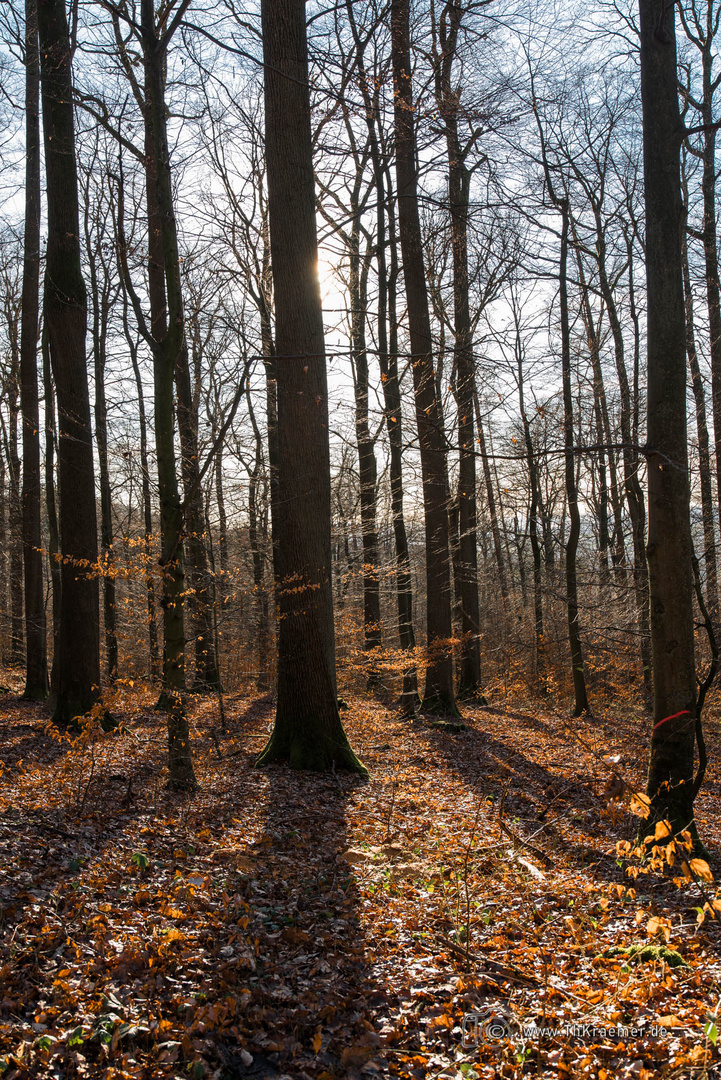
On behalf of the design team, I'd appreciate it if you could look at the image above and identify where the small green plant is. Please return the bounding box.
[67,1026,85,1049]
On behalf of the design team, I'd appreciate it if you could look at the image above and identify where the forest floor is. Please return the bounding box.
[1,677,721,1080]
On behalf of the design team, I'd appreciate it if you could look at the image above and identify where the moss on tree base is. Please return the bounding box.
[255,728,369,778]
[421,693,461,719]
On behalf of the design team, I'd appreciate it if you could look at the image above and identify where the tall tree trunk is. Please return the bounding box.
[639,0,698,838]
[6,352,24,668]
[391,0,456,713]
[346,0,418,710]
[473,390,509,609]
[535,111,589,715]
[592,207,652,698]
[42,325,61,695]
[349,227,382,682]
[175,339,218,692]
[515,329,545,683]
[140,3,196,788]
[694,22,721,619]
[123,300,160,681]
[0,454,6,661]
[574,246,610,582]
[20,0,48,699]
[213,419,229,579]
[256,0,365,774]
[435,0,483,698]
[85,201,118,682]
[38,0,101,726]
[681,188,718,618]
[246,390,271,692]
[559,207,590,718]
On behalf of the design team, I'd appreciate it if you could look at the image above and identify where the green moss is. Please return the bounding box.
[603,943,687,968]
[427,719,467,732]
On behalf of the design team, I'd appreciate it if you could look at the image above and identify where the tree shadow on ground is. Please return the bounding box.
[201,763,382,1078]
[414,708,630,886]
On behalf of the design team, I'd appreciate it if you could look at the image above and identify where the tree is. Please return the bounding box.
[38,0,101,727]
[432,0,483,699]
[391,0,457,714]
[639,0,699,838]
[20,0,48,699]
[346,0,419,711]
[256,0,365,774]
[532,84,590,717]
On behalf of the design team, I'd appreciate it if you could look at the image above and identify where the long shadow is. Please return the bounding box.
[0,695,64,769]
[416,711,627,885]
[208,764,380,1078]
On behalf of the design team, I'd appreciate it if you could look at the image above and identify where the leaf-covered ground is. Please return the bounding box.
[1,679,721,1079]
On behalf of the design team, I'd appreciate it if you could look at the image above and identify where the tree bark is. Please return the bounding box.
[435,0,483,698]
[391,0,456,713]
[346,0,418,711]
[42,325,60,696]
[84,188,118,682]
[4,320,24,669]
[349,226,382,680]
[139,0,196,787]
[20,0,48,698]
[123,298,160,681]
[256,0,365,774]
[639,0,698,837]
[591,206,652,698]
[38,0,101,726]
[682,209,718,619]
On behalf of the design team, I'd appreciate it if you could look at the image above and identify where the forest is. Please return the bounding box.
[2,0,721,1076]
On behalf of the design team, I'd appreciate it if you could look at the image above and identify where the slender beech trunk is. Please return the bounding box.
[213,415,229,578]
[385,203,419,710]
[535,115,589,714]
[435,0,482,697]
[592,207,651,696]
[20,0,47,698]
[175,338,218,691]
[515,333,545,681]
[39,0,101,726]
[473,390,509,609]
[246,388,271,691]
[123,300,160,681]
[42,325,60,693]
[140,1,196,787]
[683,11,721,618]
[391,0,456,713]
[639,0,698,838]
[349,227,382,678]
[6,347,24,668]
[84,201,118,682]
[682,202,718,617]
[256,0,365,773]
[574,246,610,582]
[0,456,5,659]
[347,0,418,709]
